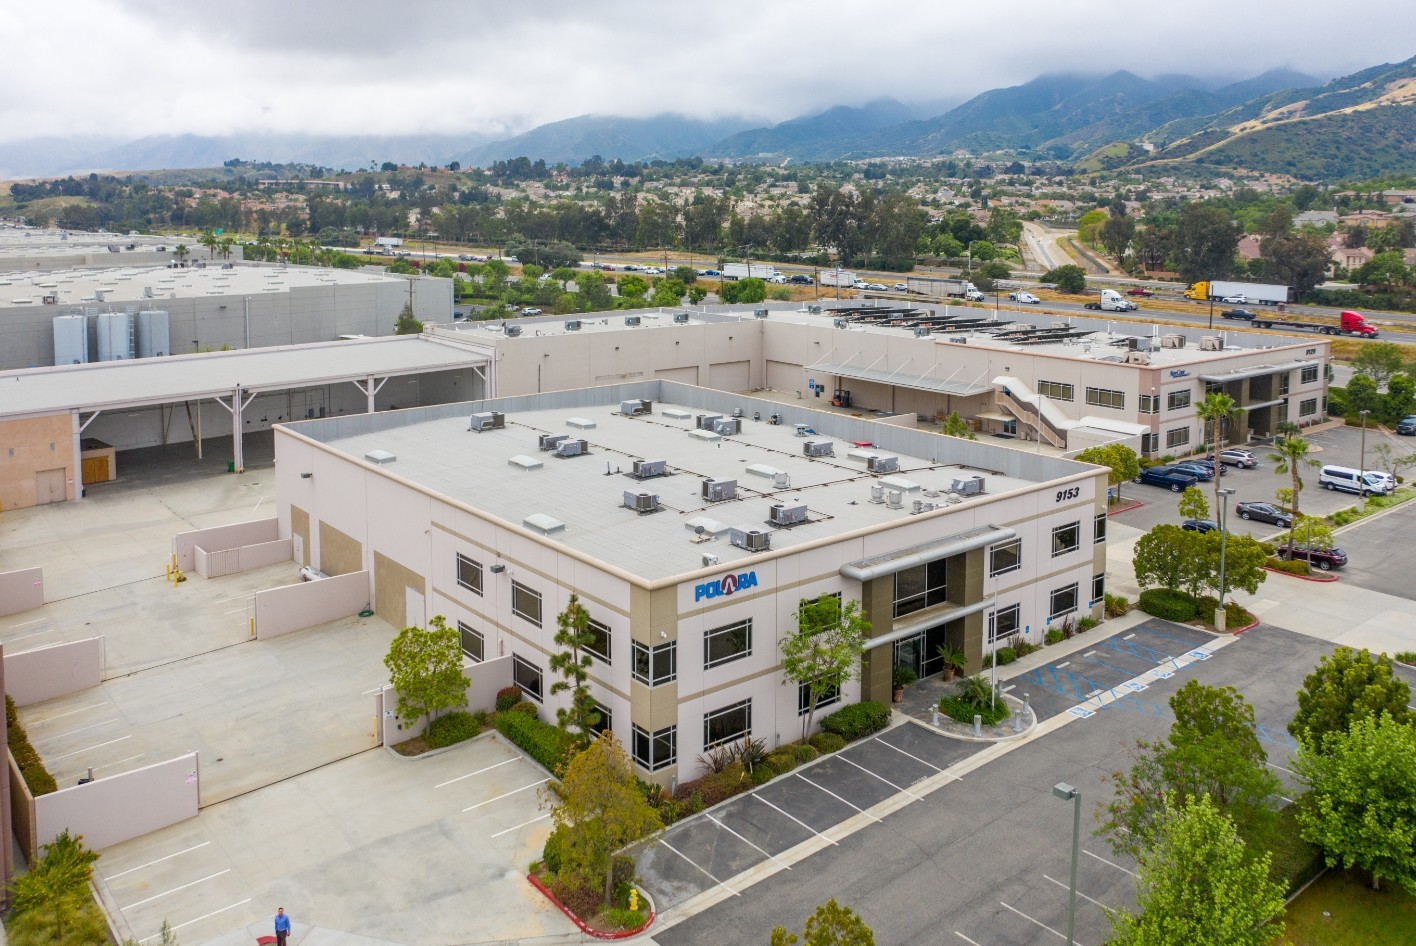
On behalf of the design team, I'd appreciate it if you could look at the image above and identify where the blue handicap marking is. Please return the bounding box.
[1153,668,1174,678]
[1187,649,1211,660]
[1069,706,1095,719]
[1123,681,1148,692]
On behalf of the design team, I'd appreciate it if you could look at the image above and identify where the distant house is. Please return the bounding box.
[1295,210,1338,227]
[1332,246,1374,270]
[1340,209,1394,227]
[1382,190,1416,205]
[1237,235,1263,261]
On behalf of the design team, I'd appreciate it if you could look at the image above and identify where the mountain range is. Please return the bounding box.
[5,57,1416,181]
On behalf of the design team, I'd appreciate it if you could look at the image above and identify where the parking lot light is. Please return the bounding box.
[1053,782,1080,946]
[1359,410,1371,510]
[1216,487,1236,632]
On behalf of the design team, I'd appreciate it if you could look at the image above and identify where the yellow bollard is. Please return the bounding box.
[249,616,256,638]
[165,562,171,580]
[629,888,639,912]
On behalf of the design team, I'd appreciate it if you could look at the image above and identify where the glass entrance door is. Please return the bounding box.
[893,634,924,680]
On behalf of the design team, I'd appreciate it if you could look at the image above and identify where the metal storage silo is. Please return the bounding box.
[53,313,89,365]
[95,311,135,361]
[136,309,170,358]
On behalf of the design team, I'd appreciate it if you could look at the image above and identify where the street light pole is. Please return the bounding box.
[1216,487,1236,632]
[1359,409,1371,509]
[1053,782,1081,946]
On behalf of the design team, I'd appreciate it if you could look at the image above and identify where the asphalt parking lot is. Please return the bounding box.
[1324,497,1416,599]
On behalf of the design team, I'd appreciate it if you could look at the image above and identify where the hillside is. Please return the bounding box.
[710,99,919,160]
[459,114,754,167]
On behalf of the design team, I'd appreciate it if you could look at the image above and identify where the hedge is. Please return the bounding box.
[819,701,891,741]
[6,696,57,796]
[809,732,846,754]
[495,686,523,712]
[1265,557,1310,576]
[1137,588,1198,622]
[426,710,486,749]
[494,708,575,774]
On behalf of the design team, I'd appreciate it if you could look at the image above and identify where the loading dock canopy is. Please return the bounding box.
[1199,361,1318,384]
[839,525,1017,582]
[0,336,490,419]
[811,361,994,397]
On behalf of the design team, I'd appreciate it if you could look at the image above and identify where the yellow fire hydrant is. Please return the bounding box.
[629,887,639,912]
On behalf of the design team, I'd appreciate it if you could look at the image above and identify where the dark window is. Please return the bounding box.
[1141,432,1158,454]
[893,558,948,617]
[990,539,1021,577]
[1301,365,1319,384]
[1086,387,1124,410]
[1094,513,1107,544]
[1037,380,1074,401]
[456,553,483,596]
[1300,398,1318,417]
[704,619,752,669]
[513,653,543,702]
[703,699,752,748]
[584,618,611,665]
[1167,390,1191,411]
[1051,521,1080,557]
[1092,573,1105,603]
[457,620,484,662]
[798,680,842,716]
[631,723,676,771]
[1279,372,1291,396]
[1049,583,1079,621]
[1166,426,1190,448]
[590,702,612,737]
[1138,394,1160,414]
[989,603,1021,643]
[632,640,677,686]
[511,581,541,626]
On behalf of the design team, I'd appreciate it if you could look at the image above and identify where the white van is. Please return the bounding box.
[1318,465,1394,496]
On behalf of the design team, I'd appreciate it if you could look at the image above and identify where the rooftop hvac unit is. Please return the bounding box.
[564,320,581,331]
[949,336,968,344]
[632,458,667,479]
[833,318,848,328]
[673,312,690,323]
[869,484,886,504]
[621,399,652,416]
[914,326,932,337]
[468,411,505,432]
[702,552,719,567]
[768,413,782,425]
[808,305,823,315]
[732,407,745,418]
[773,471,791,489]
[555,439,588,458]
[1125,351,1152,365]
[41,294,57,305]
[1199,336,1224,351]
[696,414,723,430]
[867,455,900,474]
[754,308,769,319]
[730,526,771,552]
[804,440,834,457]
[885,490,905,509]
[1127,336,1153,351]
[793,424,812,437]
[1160,334,1185,349]
[624,316,641,326]
[538,433,569,451]
[713,418,740,436]
[769,503,808,526]
[623,490,660,513]
[911,500,939,515]
[505,324,523,337]
[702,478,737,502]
[951,475,985,496]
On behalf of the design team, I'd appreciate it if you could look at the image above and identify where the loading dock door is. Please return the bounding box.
[35,468,67,504]
[657,366,699,386]
[766,360,804,392]
[709,360,751,392]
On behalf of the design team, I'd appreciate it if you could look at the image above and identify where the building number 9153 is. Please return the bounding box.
[1055,486,1081,503]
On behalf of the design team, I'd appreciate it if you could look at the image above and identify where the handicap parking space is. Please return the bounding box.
[637,720,984,913]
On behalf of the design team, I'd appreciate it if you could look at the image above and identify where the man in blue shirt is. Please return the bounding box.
[274,906,291,946]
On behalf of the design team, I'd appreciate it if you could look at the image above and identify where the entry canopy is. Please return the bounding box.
[839,524,1017,582]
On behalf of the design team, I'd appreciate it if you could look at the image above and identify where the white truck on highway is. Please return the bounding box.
[819,269,858,288]
[722,262,784,283]
[1084,288,1138,312]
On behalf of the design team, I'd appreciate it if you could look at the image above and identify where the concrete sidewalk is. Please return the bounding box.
[1106,521,1415,654]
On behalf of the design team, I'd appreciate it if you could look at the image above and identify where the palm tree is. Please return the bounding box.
[199,230,219,259]
[173,244,190,263]
[1196,391,1241,512]
[218,236,235,261]
[1269,433,1319,552]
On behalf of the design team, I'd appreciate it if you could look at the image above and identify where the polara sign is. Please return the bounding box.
[695,570,758,602]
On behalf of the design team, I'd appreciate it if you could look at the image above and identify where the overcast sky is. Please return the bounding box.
[4,1,1414,143]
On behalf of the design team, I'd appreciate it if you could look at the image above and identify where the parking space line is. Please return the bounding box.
[873,734,957,777]
[123,869,230,910]
[490,812,550,838]
[1044,873,1109,910]
[106,841,211,881]
[435,757,517,788]
[45,717,120,740]
[753,794,837,845]
[953,932,985,945]
[137,898,252,945]
[1083,848,1134,876]
[999,901,1082,944]
[46,734,132,760]
[659,839,737,896]
[29,701,110,722]
[836,753,922,800]
[6,618,44,629]
[462,778,548,812]
[1266,760,1296,777]
[795,773,882,822]
[706,814,791,869]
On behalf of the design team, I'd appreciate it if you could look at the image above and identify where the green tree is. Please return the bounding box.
[1133,524,1206,596]
[1178,485,1211,523]
[783,596,870,741]
[574,270,614,311]
[1288,647,1412,751]
[542,733,662,904]
[1354,250,1409,288]
[1099,214,1136,260]
[650,278,687,307]
[721,277,767,304]
[940,411,976,440]
[383,615,467,732]
[1042,264,1087,293]
[393,301,424,335]
[549,594,601,745]
[1371,441,1416,483]
[1296,712,1416,892]
[973,259,1011,290]
[1289,514,1334,551]
[1269,434,1318,550]
[1352,342,1406,390]
[672,265,698,285]
[687,285,708,305]
[1383,372,1416,423]
[1204,532,1269,596]
[1264,231,1332,295]
[8,829,99,915]
[770,899,875,946]
[1105,794,1285,946]
[1076,209,1108,247]
[1075,442,1140,503]
[1175,203,1241,282]
[1344,373,1381,417]
[616,274,649,302]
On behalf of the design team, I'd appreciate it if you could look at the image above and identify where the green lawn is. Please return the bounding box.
[1281,869,1416,945]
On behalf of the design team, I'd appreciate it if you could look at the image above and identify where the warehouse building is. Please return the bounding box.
[0,226,183,273]
[274,382,1108,784]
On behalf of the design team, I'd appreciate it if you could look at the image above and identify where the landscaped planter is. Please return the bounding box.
[1262,566,1339,583]
[527,872,655,939]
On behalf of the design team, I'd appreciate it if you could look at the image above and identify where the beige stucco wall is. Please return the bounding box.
[0,414,75,510]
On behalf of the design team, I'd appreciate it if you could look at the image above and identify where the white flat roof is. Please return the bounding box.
[0,336,488,417]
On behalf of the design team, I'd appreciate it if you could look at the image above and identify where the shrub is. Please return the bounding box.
[510,699,539,717]
[426,710,484,748]
[793,743,821,764]
[939,676,1010,726]
[750,763,776,785]
[1014,640,1042,657]
[809,732,846,754]
[495,686,523,712]
[766,749,799,774]
[1266,556,1310,576]
[1137,588,1198,622]
[1104,593,1130,618]
[1077,617,1099,631]
[676,764,750,807]
[550,877,603,920]
[1395,651,1416,667]
[542,825,567,874]
[611,853,636,892]
[6,696,57,796]
[602,906,649,930]
[495,708,575,774]
[1225,601,1255,628]
[1045,628,1064,645]
[820,701,892,741]
[993,646,1018,665]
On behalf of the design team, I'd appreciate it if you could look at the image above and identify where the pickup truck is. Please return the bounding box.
[1220,308,1256,321]
[1133,466,1201,492]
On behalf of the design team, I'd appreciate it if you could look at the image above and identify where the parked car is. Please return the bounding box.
[1009,291,1041,304]
[1275,543,1348,571]
[1182,519,1219,533]
[1172,461,1220,481]
[1319,464,1394,496]
[1127,287,1155,297]
[521,307,543,316]
[1235,501,1291,528]
[1220,293,1248,304]
[1215,448,1259,468]
[788,274,813,285]
[1220,308,1256,321]
[1134,466,1201,492]
[865,282,888,291]
[701,269,720,276]
[1397,415,1416,436]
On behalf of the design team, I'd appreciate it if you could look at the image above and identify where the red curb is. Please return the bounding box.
[527,873,655,940]
[1262,565,1339,583]
[1107,499,1144,516]
[1230,617,1261,635]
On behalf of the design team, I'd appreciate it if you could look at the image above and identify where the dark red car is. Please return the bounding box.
[1276,544,1348,571]
[1127,287,1155,297]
